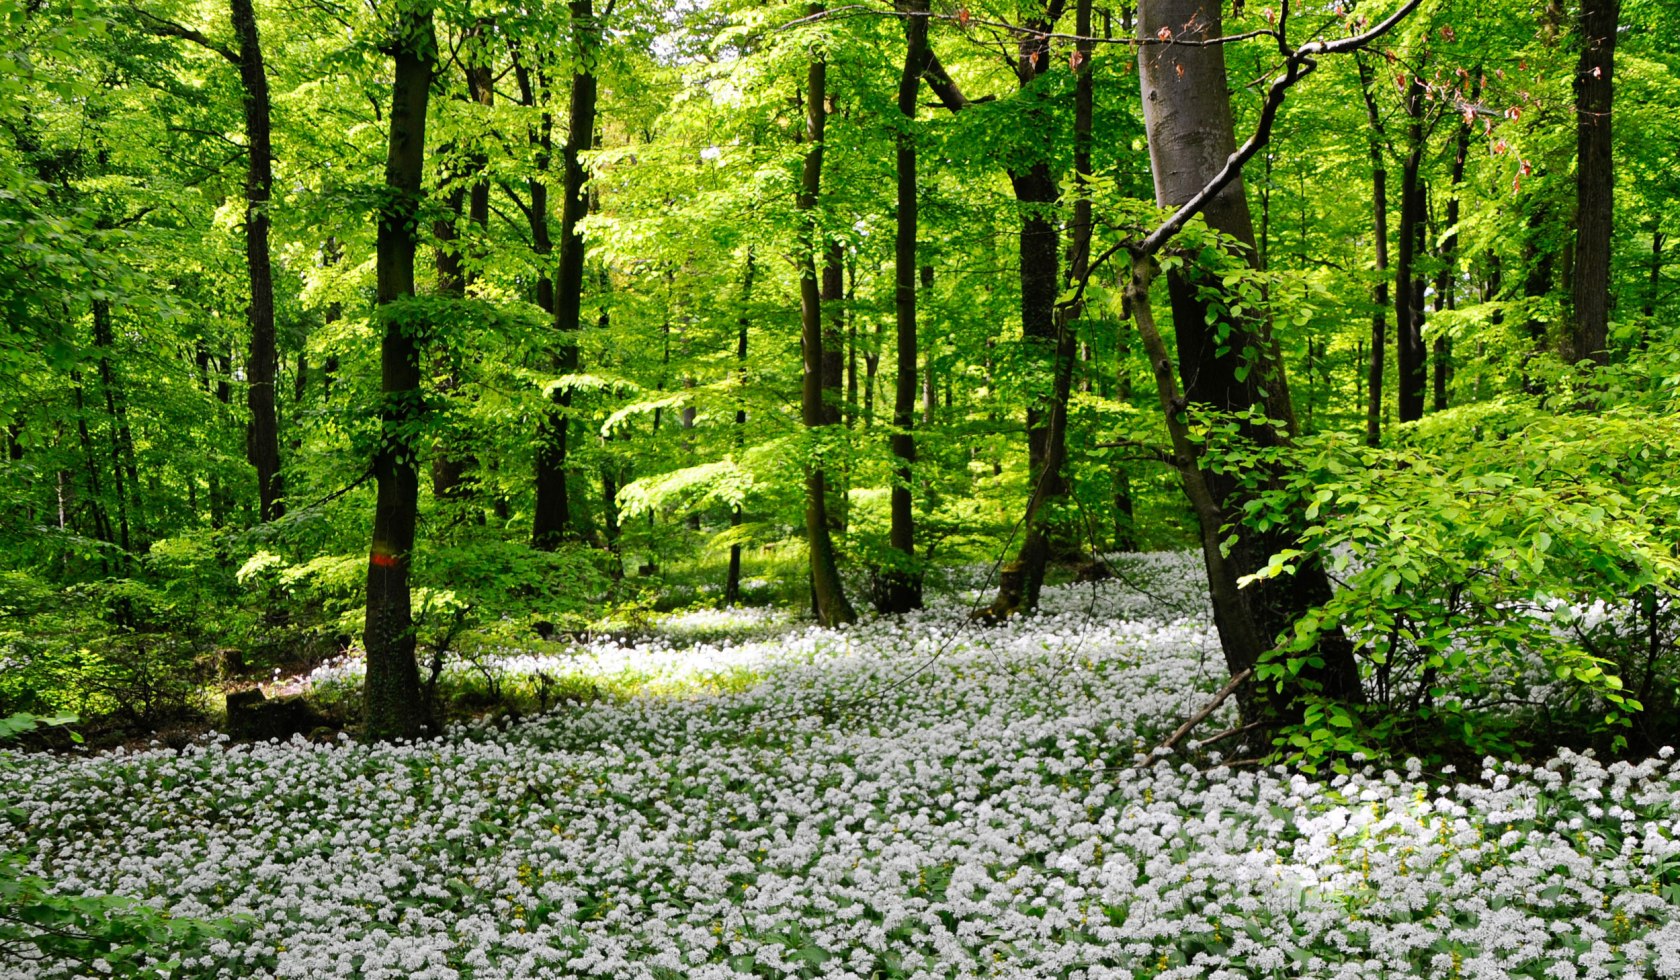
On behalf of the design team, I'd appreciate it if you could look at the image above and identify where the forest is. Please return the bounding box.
[4,0,1680,975]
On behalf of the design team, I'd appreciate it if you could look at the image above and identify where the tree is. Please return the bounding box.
[533,0,602,550]
[877,0,930,615]
[1573,0,1620,365]
[797,8,857,628]
[363,0,436,742]
[133,0,283,522]
[1125,0,1418,722]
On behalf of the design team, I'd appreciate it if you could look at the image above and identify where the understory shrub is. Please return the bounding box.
[1231,402,1680,768]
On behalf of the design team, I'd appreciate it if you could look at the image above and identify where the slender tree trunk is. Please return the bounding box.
[532,0,599,549]
[69,367,112,548]
[229,0,283,522]
[1356,55,1389,447]
[1395,76,1427,422]
[429,48,493,505]
[1136,0,1362,719]
[91,300,135,552]
[363,2,435,742]
[878,0,931,614]
[978,6,1070,617]
[797,28,856,627]
[431,177,469,498]
[725,254,753,605]
[1572,0,1619,366]
[821,241,848,531]
[1432,88,1474,413]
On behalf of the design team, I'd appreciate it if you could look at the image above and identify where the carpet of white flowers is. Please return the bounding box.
[8,552,1680,979]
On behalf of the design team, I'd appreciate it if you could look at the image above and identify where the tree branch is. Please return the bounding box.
[1156,668,1254,754]
[130,7,238,64]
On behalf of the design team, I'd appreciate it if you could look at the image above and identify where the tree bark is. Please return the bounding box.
[363,2,435,742]
[797,27,857,627]
[229,0,282,523]
[877,0,931,615]
[1136,0,1365,720]
[92,299,137,553]
[1432,85,1474,413]
[1356,55,1389,447]
[1394,75,1427,422]
[430,42,493,504]
[532,0,599,550]
[725,254,753,606]
[1572,0,1618,366]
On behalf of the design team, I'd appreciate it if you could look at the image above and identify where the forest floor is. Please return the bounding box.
[6,553,1680,979]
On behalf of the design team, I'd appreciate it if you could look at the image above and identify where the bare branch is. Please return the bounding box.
[1156,668,1254,754]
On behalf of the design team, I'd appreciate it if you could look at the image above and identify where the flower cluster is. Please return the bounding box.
[5,553,1680,978]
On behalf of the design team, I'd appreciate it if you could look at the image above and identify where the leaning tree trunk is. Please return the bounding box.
[878,0,931,615]
[797,25,857,628]
[1136,0,1363,721]
[1572,0,1618,366]
[532,0,599,550]
[363,1,436,742]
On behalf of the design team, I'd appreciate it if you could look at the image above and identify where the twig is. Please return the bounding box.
[1156,667,1253,753]
[1194,719,1263,749]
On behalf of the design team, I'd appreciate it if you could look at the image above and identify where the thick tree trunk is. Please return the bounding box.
[821,241,848,531]
[1356,55,1389,447]
[877,0,930,615]
[363,3,435,742]
[532,0,599,550]
[797,36,856,627]
[1572,0,1618,366]
[1137,0,1362,719]
[231,0,282,523]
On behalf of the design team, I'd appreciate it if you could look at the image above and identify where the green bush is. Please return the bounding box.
[1230,402,1680,768]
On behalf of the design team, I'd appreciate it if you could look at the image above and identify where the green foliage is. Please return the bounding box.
[0,713,239,975]
[1240,402,1680,768]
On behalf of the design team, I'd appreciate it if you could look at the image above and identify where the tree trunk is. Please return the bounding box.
[878,0,930,614]
[431,178,469,498]
[532,0,599,550]
[821,241,848,531]
[1136,0,1362,720]
[429,46,493,505]
[231,0,282,522]
[363,2,435,742]
[92,299,136,552]
[980,6,1069,617]
[1394,76,1427,422]
[1432,88,1474,413]
[1572,0,1618,366]
[797,30,856,627]
[725,254,753,606]
[1356,55,1389,447]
